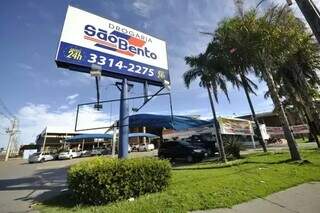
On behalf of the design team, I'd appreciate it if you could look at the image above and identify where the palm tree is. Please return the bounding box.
[210,15,268,152]
[184,47,240,163]
[211,5,306,160]
[273,38,320,147]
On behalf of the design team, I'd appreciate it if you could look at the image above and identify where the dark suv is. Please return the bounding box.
[186,134,217,156]
[158,141,208,163]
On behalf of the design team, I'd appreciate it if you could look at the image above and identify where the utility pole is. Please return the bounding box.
[4,119,18,161]
[291,0,320,43]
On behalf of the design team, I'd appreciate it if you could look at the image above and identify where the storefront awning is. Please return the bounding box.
[66,134,113,142]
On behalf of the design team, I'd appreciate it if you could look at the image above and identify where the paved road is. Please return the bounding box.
[0,158,85,213]
[0,151,157,213]
[193,182,320,213]
[0,145,317,213]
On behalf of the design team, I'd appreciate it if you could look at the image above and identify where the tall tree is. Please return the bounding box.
[273,37,320,147]
[210,11,268,152]
[184,47,240,163]
[212,5,311,160]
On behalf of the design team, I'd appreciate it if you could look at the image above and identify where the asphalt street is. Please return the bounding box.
[0,144,317,213]
[0,151,157,213]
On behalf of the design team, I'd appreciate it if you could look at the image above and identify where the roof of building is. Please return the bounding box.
[128,114,211,130]
[128,132,159,138]
[236,111,275,119]
[66,132,159,142]
[66,134,113,142]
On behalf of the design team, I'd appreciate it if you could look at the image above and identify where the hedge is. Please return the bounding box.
[67,157,171,204]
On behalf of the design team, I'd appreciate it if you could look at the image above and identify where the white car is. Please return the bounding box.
[138,143,155,152]
[28,152,54,163]
[58,150,81,160]
[91,148,103,156]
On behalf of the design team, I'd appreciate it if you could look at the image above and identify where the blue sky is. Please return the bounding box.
[0,0,311,147]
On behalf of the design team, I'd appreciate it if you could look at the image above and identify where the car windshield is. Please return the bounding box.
[32,152,41,156]
[178,141,195,148]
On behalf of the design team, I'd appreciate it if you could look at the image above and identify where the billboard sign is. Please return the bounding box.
[162,126,215,140]
[56,6,170,86]
[218,117,253,135]
[266,124,309,136]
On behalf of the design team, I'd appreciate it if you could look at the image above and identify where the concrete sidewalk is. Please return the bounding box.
[193,182,320,213]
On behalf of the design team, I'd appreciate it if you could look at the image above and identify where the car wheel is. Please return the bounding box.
[186,155,193,163]
[40,158,45,163]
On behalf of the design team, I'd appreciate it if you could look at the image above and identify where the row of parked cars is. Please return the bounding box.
[28,143,156,163]
[28,148,106,163]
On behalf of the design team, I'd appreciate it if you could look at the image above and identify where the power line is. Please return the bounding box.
[0,98,15,119]
[0,111,12,121]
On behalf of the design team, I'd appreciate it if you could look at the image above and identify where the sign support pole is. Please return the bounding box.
[118,78,129,159]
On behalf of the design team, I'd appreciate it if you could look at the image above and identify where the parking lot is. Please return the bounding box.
[0,151,156,213]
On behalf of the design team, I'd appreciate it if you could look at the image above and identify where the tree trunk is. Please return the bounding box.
[206,86,227,163]
[264,70,301,160]
[303,108,320,148]
[240,73,267,152]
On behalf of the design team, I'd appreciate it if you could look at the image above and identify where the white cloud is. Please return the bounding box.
[66,93,79,105]
[66,93,79,101]
[17,62,33,70]
[57,105,69,111]
[132,0,156,18]
[11,103,116,146]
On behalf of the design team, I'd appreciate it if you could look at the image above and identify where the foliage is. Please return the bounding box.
[184,46,240,102]
[39,149,320,213]
[207,5,315,160]
[224,136,242,159]
[67,157,171,204]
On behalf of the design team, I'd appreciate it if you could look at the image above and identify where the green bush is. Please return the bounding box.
[224,137,242,159]
[67,157,171,204]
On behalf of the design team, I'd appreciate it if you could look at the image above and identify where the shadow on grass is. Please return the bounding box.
[40,190,80,209]
[172,157,313,171]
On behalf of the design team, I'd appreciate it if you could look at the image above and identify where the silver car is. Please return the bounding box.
[58,150,81,160]
[28,152,54,163]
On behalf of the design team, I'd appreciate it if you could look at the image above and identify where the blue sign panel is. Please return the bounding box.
[56,42,169,85]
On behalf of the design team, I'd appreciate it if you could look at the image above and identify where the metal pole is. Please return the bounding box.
[143,126,146,144]
[112,126,117,157]
[118,78,129,158]
[82,139,84,151]
[169,93,174,128]
[4,131,13,162]
[251,134,256,149]
[240,73,267,152]
[42,127,47,152]
[143,81,149,103]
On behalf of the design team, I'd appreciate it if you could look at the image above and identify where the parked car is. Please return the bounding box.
[131,144,140,152]
[91,148,104,156]
[185,134,217,156]
[138,143,155,152]
[158,141,208,163]
[80,150,91,157]
[58,150,81,160]
[28,152,54,163]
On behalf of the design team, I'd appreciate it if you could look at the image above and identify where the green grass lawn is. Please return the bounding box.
[37,148,320,213]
